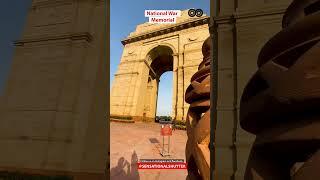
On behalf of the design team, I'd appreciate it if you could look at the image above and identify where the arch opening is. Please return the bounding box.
[142,45,176,122]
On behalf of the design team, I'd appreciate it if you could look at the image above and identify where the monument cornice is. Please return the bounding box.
[214,15,236,25]
[114,72,139,76]
[235,8,286,20]
[14,32,93,46]
[212,8,286,25]
[31,0,104,8]
[121,16,210,45]
[31,0,73,8]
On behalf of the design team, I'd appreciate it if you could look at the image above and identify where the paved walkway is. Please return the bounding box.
[110,122,188,180]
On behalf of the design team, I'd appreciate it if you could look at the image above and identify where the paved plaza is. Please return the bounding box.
[110,122,188,180]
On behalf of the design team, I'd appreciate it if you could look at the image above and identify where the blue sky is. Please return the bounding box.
[110,0,210,116]
[0,0,31,95]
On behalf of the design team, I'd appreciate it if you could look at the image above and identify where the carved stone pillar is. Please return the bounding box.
[185,37,211,180]
[171,54,179,120]
[240,1,320,179]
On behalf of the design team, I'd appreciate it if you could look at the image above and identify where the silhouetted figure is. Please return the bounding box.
[110,157,130,180]
[128,151,140,180]
[110,152,140,180]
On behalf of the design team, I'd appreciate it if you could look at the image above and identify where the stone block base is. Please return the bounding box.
[132,116,155,122]
[213,171,234,180]
[110,114,158,122]
[110,118,135,123]
[109,115,156,122]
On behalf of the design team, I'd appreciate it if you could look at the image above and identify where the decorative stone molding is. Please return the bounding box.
[122,17,210,45]
[114,72,139,76]
[31,0,73,8]
[14,32,93,46]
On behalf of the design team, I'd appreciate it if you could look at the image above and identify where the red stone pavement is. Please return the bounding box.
[110,122,188,180]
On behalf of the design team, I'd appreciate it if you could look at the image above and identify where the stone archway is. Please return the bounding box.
[110,9,210,122]
[110,43,179,122]
[143,45,174,121]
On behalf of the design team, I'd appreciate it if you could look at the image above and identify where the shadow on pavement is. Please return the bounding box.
[149,138,160,144]
[110,151,140,180]
[149,137,163,154]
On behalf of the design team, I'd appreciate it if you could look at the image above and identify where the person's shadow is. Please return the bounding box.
[110,151,140,180]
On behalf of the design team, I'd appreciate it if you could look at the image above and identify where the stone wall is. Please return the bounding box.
[212,0,292,179]
[0,1,108,179]
[0,95,3,116]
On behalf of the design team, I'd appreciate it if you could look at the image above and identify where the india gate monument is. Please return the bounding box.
[110,10,210,122]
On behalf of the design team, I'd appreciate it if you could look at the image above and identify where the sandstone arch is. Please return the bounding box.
[140,45,175,121]
[145,42,178,59]
[110,10,210,122]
